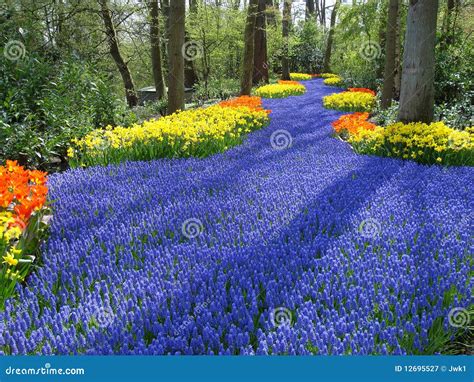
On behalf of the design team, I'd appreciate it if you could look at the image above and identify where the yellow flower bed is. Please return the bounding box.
[323,91,375,112]
[69,105,270,167]
[321,73,339,79]
[255,83,306,98]
[289,73,312,81]
[323,76,343,87]
[349,122,474,166]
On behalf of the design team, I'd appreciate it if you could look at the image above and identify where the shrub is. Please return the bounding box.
[0,161,49,308]
[323,91,375,112]
[192,78,240,103]
[348,122,474,166]
[289,73,312,81]
[0,57,133,171]
[255,82,306,98]
[69,98,270,167]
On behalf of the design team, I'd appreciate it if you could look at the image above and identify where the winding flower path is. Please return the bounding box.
[2,79,472,355]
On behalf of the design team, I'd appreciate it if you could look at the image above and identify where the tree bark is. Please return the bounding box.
[161,1,170,54]
[253,0,269,85]
[266,0,276,26]
[320,0,326,27]
[393,2,402,99]
[381,0,399,108]
[322,0,340,73]
[376,1,387,80]
[167,0,185,114]
[442,0,455,46]
[185,2,199,89]
[240,0,258,95]
[306,0,315,20]
[98,0,138,108]
[398,0,439,123]
[281,0,291,80]
[149,0,165,100]
[189,0,198,12]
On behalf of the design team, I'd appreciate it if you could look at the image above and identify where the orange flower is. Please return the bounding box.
[219,96,271,114]
[0,161,48,227]
[277,80,301,86]
[348,88,376,96]
[332,112,377,136]
[29,170,48,185]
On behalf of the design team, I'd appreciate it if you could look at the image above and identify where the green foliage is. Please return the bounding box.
[288,21,324,74]
[192,77,240,103]
[434,32,473,127]
[0,55,133,171]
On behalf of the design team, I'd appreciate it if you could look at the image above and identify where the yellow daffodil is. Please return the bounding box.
[2,253,18,266]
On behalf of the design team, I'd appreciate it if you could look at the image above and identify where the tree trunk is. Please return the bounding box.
[253,0,269,85]
[266,0,276,26]
[315,0,320,24]
[381,0,399,108]
[442,0,455,47]
[160,0,170,65]
[185,2,199,89]
[398,0,439,124]
[149,0,165,100]
[240,0,258,95]
[322,0,340,73]
[189,0,198,12]
[281,0,291,80]
[376,1,387,80]
[393,3,402,99]
[167,0,185,114]
[98,0,138,108]
[320,0,326,27]
[306,0,315,20]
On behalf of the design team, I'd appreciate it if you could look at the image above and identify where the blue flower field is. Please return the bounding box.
[1,80,472,355]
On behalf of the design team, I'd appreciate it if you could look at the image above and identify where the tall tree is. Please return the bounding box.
[398,0,439,123]
[185,1,199,89]
[189,0,198,12]
[318,0,326,27]
[393,4,402,99]
[376,1,388,80]
[149,0,165,100]
[381,0,400,108]
[281,0,291,80]
[322,0,340,73]
[266,0,277,26]
[253,0,269,85]
[306,0,315,21]
[240,0,258,95]
[442,0,456,47]
[98,0,138,108]
[167,0,185,114]
[160,0,170,67]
